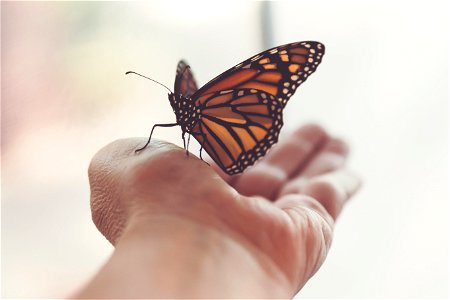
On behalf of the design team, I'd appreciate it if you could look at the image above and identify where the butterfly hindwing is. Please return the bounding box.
[192,41,324,108]
[190,89,283,174]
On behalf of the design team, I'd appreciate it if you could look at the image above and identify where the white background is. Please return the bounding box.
[2,1,448,298]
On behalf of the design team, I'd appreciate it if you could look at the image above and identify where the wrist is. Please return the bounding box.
[78,214,292,298]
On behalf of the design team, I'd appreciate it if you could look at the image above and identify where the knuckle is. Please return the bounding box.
[304,178,342,219]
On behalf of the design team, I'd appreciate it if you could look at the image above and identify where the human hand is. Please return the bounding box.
[78,124,360,298]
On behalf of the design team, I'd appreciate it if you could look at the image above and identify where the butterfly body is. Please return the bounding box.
[139,41,325,175]
[168,93,199,134]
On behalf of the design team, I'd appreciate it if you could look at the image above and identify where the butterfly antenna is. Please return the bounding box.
[125,71,173,93]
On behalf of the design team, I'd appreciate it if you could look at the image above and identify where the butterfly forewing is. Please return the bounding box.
[192,41,325,108]
[174,60,198,98]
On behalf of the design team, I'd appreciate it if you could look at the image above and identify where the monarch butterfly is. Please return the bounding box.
[130,41,325,175]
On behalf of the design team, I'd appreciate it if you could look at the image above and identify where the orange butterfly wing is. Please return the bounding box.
[192,41,325,108]
[175,41,325,175]
[191,89,282,174]
[174,60,198,97]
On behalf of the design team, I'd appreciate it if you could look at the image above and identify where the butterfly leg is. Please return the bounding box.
[199,146,204,160]
[199,146,210,166]
[198,132,210,166]
[181,131,190,156]
[189,131,209,165]
[135,123,178,153]
[186,134,191,156]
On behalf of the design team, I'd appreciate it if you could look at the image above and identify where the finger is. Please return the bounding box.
[232,124,328,200]
[208,157,238,184]
[263,123,329,176]
[276,194,334,229]
[275,194,335,277]
[299,137,349,178]
[280,169,361,220]
[277,138,349,198]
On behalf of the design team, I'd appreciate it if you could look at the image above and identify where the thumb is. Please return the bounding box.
[88,138,181,245]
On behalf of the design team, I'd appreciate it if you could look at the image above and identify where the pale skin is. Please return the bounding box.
[77,124,361,298]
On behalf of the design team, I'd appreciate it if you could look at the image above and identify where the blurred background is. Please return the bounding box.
[1,1,448,298]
